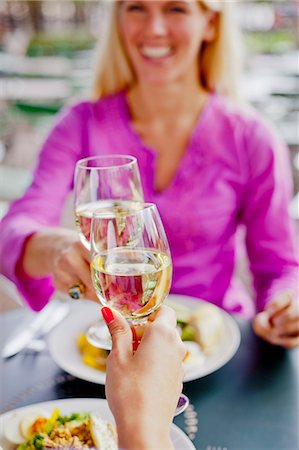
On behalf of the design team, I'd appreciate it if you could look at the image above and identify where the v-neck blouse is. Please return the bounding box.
[0,91,297,316]
[118,91,212,197]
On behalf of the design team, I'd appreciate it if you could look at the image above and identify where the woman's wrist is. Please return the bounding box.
[116,417,173,450]
[118,428,173,450]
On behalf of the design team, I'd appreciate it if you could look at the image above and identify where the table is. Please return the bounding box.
[1,308,298,450]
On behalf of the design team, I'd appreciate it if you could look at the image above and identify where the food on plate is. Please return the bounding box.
[90,413,116,450]
[189,303,224,354]
[173,301,225,354]
[183,341,206,367]
[4,407,117,449]
[20,411,50,439]
[4,409,49,444]
[77,334,109,371]
[77,301,224,373]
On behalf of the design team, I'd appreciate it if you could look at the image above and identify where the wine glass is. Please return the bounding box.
[90,203,172,325]
[74,155,144,346]
[90,202,189,416]
[74,155,144,249]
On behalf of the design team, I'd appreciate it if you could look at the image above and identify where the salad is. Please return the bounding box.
[4,408,117,450]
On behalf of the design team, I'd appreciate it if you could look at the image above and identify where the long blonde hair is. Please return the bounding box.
[92,1,243,101]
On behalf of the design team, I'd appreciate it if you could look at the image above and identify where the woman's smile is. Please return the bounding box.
[139,45,173,59]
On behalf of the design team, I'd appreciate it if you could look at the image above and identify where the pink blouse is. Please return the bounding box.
[0,92,297,317]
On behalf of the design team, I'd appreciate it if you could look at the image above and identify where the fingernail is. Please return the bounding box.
[101,307,114,324]
[133,339,141,352]
[131,326,141,352]
[131,326,137,342]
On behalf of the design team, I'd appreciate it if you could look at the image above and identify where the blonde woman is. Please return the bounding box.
[0,1,298,349]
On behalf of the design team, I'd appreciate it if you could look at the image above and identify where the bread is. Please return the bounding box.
[90,413,118,449]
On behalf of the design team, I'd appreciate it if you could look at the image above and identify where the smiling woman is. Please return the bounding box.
[117,0,216,86]
[0,0,298,351]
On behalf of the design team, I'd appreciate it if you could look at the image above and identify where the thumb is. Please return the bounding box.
[101,307,132,356]
[253,311,271,338]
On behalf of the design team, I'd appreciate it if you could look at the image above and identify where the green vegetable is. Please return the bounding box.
[17,442,30,450]
[57,412,90,425]
[57,415,68,425]
[44,407,60,434]
[33,434,44,449]
[68,412,90,421]
[181,324,196,341]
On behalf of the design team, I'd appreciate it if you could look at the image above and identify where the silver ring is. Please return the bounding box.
[68,282,85,300]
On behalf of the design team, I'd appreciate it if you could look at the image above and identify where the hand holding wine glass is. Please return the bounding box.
[103,305,186,449]
[90,202,188,417]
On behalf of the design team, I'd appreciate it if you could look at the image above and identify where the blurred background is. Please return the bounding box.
[0,0,298,310]
[0,0,298,216]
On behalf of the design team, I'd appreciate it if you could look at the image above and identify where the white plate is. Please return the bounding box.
[48,301,108,385]
[168,295,241,382]
[48,295,240,384]
[0,398,195,450]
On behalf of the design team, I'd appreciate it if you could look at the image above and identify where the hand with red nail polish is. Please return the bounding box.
[102,305,186,450]
[101,306,115,325]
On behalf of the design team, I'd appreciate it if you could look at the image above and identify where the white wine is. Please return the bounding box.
[91,248,172,320]
[75,200,143,249]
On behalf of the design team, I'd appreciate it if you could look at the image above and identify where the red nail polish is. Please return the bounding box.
[131,326,137,341]
[131,326,140,352]
[133,338,141,352]
[101,307,114,324]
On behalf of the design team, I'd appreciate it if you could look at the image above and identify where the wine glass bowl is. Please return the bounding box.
[90,203,172,325]
[74,155,143,249]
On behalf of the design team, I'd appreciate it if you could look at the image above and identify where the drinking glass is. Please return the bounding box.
[90,203,172,325]
[74,155,144,346]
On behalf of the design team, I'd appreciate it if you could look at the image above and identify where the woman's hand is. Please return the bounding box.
[103,305,186,450]
[253,292,299,349]
[52,236,97,301]
[22,228,97,301]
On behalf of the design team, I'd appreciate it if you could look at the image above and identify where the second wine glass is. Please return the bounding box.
[73,155,144,347]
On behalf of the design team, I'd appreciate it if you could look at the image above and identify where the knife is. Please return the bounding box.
[2,301,70,358]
